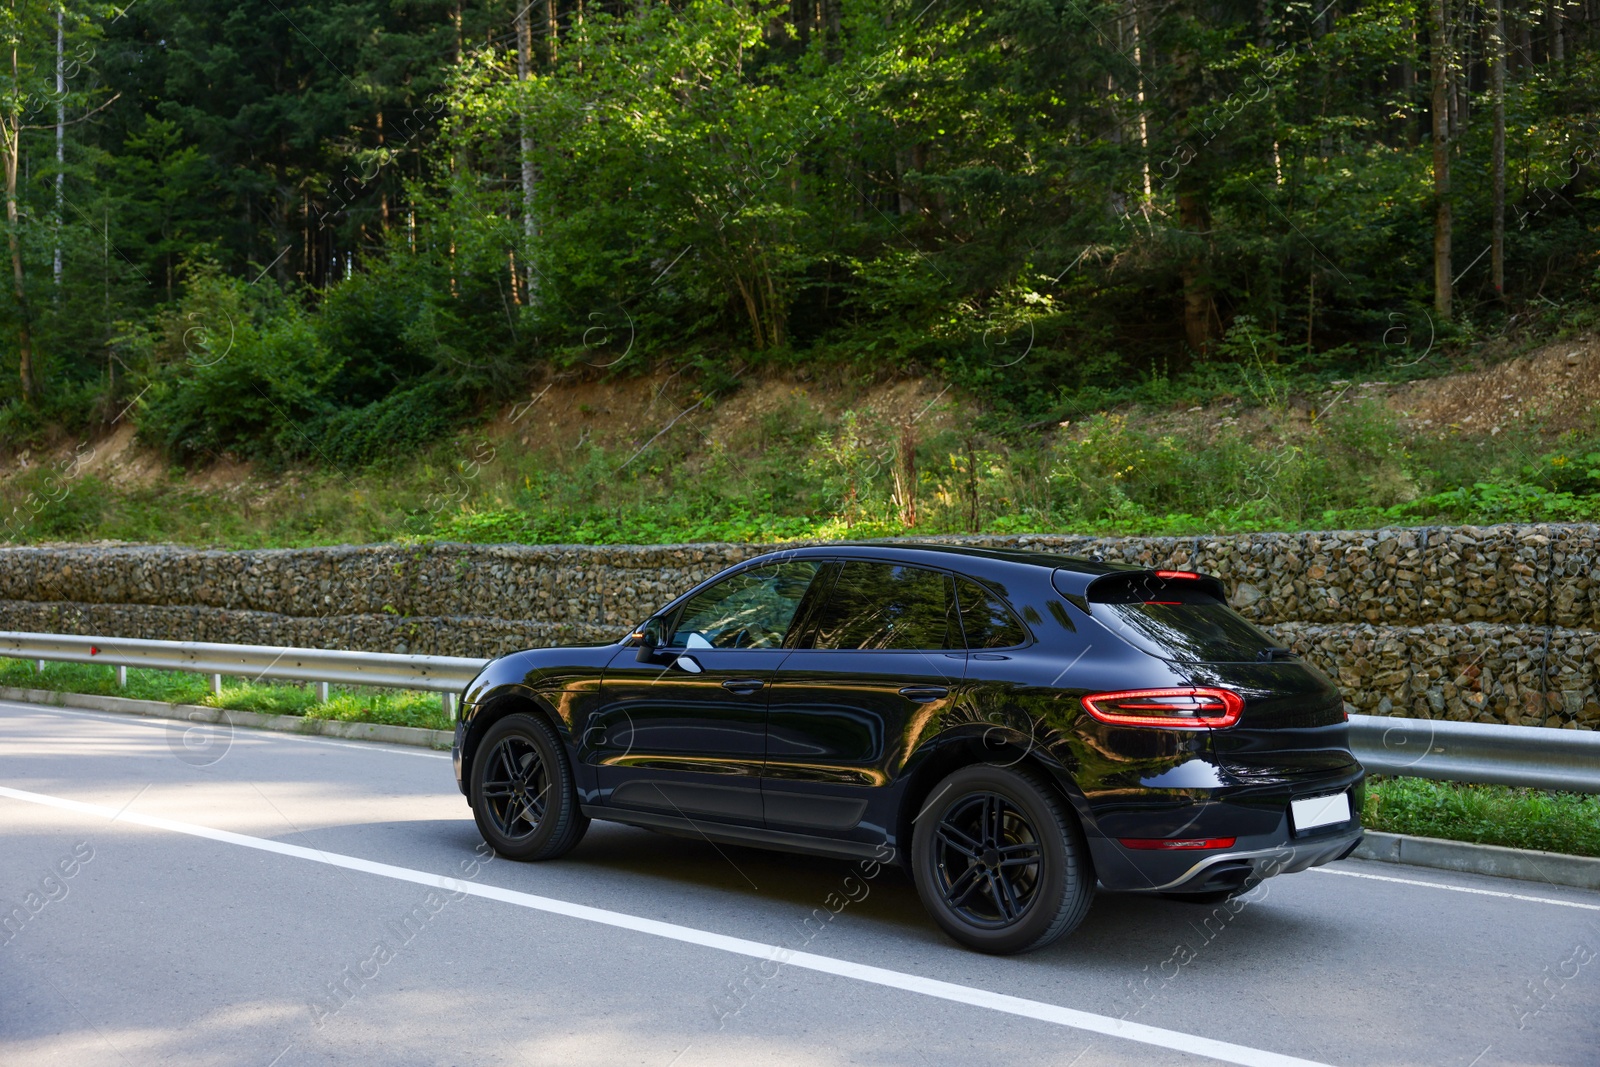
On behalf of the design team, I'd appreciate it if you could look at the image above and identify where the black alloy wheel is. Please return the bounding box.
[931,792,1044,928]
[912,764,1093,954]
[471,712,589,861]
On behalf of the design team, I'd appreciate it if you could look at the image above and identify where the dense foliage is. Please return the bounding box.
[0,0,1596,477]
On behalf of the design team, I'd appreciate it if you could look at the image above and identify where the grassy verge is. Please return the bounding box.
[0,659,452,732]
[12,380,1600,550]
[1363,777,1600,859]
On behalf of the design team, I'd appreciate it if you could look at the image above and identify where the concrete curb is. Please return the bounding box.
[0,686,454,750]
[1353,830,1600,892]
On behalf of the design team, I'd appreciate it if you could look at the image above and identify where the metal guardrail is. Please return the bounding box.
[0,631,488,718]
[1349,713,1600,794]
[0,631,1597,788]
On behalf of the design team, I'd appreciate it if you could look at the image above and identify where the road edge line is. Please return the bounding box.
[0,781,1335,1067]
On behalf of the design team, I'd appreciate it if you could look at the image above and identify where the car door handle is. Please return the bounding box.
[721,679,765,693]
[899,685,949,702]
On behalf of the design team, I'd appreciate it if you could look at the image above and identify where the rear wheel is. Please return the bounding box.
[911,764,1093,955]
[471,712,589,861]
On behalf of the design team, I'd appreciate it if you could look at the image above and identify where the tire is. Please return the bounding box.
[470,712,589,861]
[911,763,1093,955]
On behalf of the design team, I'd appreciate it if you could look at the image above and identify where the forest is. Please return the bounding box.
[0,0,1596,545]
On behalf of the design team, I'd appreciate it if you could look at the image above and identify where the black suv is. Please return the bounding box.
[453,544,1364,954]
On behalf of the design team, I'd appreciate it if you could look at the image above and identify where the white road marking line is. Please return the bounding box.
[1314,866,1600,910]
[0,701,451,760]
[0,783,1334,1067]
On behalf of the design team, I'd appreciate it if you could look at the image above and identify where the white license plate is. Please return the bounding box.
[1290,791,1351,832]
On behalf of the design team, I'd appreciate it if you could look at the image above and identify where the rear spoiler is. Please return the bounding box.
[1052,567,1229,610]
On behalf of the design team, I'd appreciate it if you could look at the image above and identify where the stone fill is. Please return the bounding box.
[0,524,1592,728]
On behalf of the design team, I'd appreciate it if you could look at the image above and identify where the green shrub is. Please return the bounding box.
[1364,777,1600,858]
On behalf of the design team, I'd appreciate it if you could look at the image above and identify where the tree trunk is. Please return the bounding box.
[53,9,62,289]
[1132,0,1151,200]
[5,120,35,401]
[1178,192,1213,356]
[821,0,841,62]
[1491,0,1506,298]
[1430,0,1453,320]
[1401,16,1419,146]
[1170,8,1215,357]
[516,2,539,304]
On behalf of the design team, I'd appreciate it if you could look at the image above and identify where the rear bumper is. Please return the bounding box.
[1084,766,1366,892]
[1116,824,1364,893]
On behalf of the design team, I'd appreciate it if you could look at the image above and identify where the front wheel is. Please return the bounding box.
[470,712,589,861]
[911,764,1093,955]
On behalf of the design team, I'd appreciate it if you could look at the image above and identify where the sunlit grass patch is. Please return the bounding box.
[1363,777,1600,858]
[0,658,451,732]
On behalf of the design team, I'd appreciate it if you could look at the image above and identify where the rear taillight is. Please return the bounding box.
[1080,687,1243,729]
[1155,570,1199,580]
[1119,837,1237,850]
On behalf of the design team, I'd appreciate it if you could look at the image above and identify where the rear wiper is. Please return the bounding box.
[1257,647,1296,662]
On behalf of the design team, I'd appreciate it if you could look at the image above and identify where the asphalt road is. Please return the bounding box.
[1,698,1596,1067]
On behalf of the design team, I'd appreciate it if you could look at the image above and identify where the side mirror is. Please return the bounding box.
[635,617,667,662]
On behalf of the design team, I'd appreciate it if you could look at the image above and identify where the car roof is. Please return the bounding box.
[745,541,1145,578]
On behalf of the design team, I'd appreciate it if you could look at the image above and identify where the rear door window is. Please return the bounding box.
[954,577,1027,648]
[1083,572,1278,663]
[808,561,961,650]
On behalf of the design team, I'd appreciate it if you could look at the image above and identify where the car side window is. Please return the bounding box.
[809,561,960,651]
[667,561,822,650]
[955,577,1028,648]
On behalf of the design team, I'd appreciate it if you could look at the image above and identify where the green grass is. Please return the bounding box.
[0,659,452,732]
[1363,777,1600,859]
[8,381,1600,550]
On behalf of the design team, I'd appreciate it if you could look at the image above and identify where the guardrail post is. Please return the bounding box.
[116,665,127,688]
[442,692,458,721]
[34,659,43,673]
[210,673,222,696]
[316,681,329,703]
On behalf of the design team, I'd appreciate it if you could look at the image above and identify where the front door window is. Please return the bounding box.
[668,560,821,650]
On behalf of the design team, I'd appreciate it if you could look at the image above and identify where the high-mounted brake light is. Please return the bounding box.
[1155,570,1199,580]
[1080,687,1244,729]
[1119,837,1237,850]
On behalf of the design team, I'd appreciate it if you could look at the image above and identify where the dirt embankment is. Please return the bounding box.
[6,333,1598,498]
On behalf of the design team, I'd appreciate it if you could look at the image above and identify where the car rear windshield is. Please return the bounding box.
[1085,573,1279,663]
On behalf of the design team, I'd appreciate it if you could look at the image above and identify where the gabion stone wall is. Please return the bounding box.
[0,524,1593,728]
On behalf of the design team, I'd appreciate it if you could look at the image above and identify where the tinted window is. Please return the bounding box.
[1097,603,1278,662]
[668,561,821,650]
[809,562,959,650]
[1089,575,1276,662]
[955,577,1027,648]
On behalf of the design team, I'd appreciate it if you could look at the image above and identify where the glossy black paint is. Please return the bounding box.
[453,543,1364,893]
